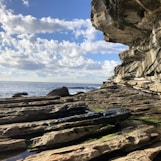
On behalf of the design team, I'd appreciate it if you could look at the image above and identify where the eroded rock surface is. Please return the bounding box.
[91,0,161,92]
[21,125,159,161]
[0,92,132,161]
[0,84,161,161]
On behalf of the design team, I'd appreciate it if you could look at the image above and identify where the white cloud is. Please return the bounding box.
[0,7,93,36]
[0,1,128,83]
[102,60,119,77]
[22,0,29,7]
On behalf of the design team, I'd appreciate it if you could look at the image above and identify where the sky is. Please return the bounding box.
[0,0,128,83]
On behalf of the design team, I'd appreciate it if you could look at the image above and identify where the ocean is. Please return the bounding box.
[0,81,101,98]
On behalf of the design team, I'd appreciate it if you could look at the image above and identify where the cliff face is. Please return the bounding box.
[91,0,161,92]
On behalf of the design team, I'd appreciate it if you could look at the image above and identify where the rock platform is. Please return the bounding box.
[0,83,161,161]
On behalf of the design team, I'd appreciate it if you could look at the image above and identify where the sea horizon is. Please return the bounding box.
[0,81,101,98]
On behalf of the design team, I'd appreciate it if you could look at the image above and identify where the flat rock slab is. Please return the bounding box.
[1,83,161,161]
[31,124,114,149]
[0,138,26,152]
[0,102,87,124]
[0,108,130,138]
[22,125,159,161]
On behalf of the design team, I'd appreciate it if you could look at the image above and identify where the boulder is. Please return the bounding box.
[47,86,70,97]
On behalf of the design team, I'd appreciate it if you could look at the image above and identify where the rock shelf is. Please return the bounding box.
[0,84,161,161]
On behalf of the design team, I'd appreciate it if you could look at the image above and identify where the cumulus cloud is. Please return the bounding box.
[0,7,93,36]
[0,1,128,83]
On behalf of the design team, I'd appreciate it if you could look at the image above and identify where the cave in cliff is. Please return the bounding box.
[91,0,161,92]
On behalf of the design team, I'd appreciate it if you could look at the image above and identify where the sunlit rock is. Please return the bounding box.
[91,0,161,92]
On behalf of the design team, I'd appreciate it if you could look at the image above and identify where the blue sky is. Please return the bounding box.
[0,0,128,83]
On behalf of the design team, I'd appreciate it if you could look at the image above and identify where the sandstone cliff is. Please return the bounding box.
[91,0,161,92]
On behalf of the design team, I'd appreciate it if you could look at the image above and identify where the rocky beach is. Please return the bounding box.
[1,0,161,160]
[1,83,161,161]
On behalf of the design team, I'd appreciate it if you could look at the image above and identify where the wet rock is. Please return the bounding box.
[47,86,70,97]
[75,84,161,117]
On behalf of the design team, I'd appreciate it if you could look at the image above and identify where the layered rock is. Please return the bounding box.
[1,84,161,160]
[0,93,132,160]
[21,125,160,161]
[0,138,26,152]
[91,0,161,92]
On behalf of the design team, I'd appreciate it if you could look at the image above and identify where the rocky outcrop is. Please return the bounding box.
[1,84,161,161]
[91,0,161,92]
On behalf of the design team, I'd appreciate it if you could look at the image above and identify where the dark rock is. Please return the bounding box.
[47,86,70,97]
[12,92,28,98]
[74,92,85,95]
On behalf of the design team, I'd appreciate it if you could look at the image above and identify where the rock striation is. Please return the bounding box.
[91,0,161,92]
[0,93,131,161]
[1,84,161,161]
[22,125,159,161]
